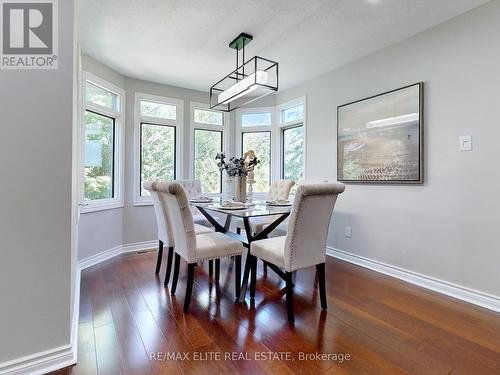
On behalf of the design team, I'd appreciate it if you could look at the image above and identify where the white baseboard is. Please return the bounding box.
[79,240,158,270]
[0,267,82,375]
[327,247,500,313]
[0,345,75,375]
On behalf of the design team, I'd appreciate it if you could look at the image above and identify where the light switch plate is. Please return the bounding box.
[345,226,352,238]
[459,135,472,151]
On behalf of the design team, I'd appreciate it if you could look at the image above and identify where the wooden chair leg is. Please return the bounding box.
[155,240,163,275]
[209,259,213,277]
[285,271,295,323]
[234,255,241,299]
[164,246,174,287]
[316,263,327,310]
[215,259,220,282]
[250,255,257,299]
[170,253,181,295]
[183,263,196,312]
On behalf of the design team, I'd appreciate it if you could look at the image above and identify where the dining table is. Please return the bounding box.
[190,198,292,302]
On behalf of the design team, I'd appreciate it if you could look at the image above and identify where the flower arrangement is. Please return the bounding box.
[215,151,260,177]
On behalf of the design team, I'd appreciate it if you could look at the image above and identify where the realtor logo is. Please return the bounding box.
[1,0,58,69]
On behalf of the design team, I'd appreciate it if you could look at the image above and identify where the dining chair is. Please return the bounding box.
[247,182,345,323]
[176,179,226,278]
[154,181,244,312]
[235,179,295,235]
[143,181,212,286]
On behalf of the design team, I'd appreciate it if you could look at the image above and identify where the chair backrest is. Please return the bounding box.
[154,182,197,262]
[176,179,202,198]
[143,181,173,247]
[267,180,295,201]
[284,182,345,271]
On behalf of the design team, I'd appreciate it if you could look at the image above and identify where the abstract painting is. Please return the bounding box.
[337,83,423,183]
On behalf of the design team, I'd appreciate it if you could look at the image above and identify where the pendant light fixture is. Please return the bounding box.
[210,33,278,112]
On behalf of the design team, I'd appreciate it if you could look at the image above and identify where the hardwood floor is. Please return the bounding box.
[50,251,500,374]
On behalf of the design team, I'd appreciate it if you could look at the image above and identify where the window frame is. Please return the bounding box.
[276,97,307,182]
[236,107,275,198]
[80,71,125,213]
[189,102,229,196]
[134,93,184,206]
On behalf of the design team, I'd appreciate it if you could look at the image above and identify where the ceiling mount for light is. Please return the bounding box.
[210,32,279,112]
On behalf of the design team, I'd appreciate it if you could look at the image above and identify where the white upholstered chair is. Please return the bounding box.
[247,182,345,323]
[235,179,295,235]
[154,182,244,312]
[175,179,213,225]
[143,181,212,286]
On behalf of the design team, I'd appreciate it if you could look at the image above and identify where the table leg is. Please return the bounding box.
[237,212,290,302]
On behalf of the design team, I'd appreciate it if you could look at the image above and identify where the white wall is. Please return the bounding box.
[0,0,75,364]
[276,0,500,297]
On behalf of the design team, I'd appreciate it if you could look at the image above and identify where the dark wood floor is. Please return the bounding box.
[50,250,500,375]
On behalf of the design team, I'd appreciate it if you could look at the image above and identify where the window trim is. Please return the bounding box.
[236,107,275,198]
[276,97,307,182]
[80,71,125,214]
[189,102,229,196]
[134,93,184,206]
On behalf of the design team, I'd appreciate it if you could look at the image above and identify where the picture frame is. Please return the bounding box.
[337,82,424,183]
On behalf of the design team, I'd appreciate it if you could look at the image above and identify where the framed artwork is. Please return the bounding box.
[337,82,423,183]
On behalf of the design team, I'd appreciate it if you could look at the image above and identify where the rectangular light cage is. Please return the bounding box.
[210,56,278,112]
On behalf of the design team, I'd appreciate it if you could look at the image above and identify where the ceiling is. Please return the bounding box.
[78,0,489,92]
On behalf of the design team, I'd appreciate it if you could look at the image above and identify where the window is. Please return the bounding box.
[140,123,176,196]
[194,129,222,193]
[242,132,271,192]
[278,98,306,184]
[190,103,227,195]
[282,125,304,181]
[140,100,176,120]
[85,81,118,110]
[241,112,272,127]
[84,111,115,200]
[236,108,274,194]
[81,72,124,213]
[194,109,223,126]
[135,93,183,204]
[281,104,304,124]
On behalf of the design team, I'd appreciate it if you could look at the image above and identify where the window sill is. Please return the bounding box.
[81,201,124,214]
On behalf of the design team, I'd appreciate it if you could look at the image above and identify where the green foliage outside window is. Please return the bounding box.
[242,132,271,192]
[84,111,114,200]
[283,126,304,183]
[194,129,222,193]
[141,123,176,196]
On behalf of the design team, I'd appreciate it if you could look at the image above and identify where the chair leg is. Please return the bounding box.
[155,240,163,275]
[236,227,241,235]
[263,260,267,276]
[164,247,174,287]
[234,255,241,300]
[285,271,295,324]
[316,263,327,310]
[250,255,257,299]
[215,259,220,282]
[209,259,213,277]
[170,253,181,295]
[183,263,196,312]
